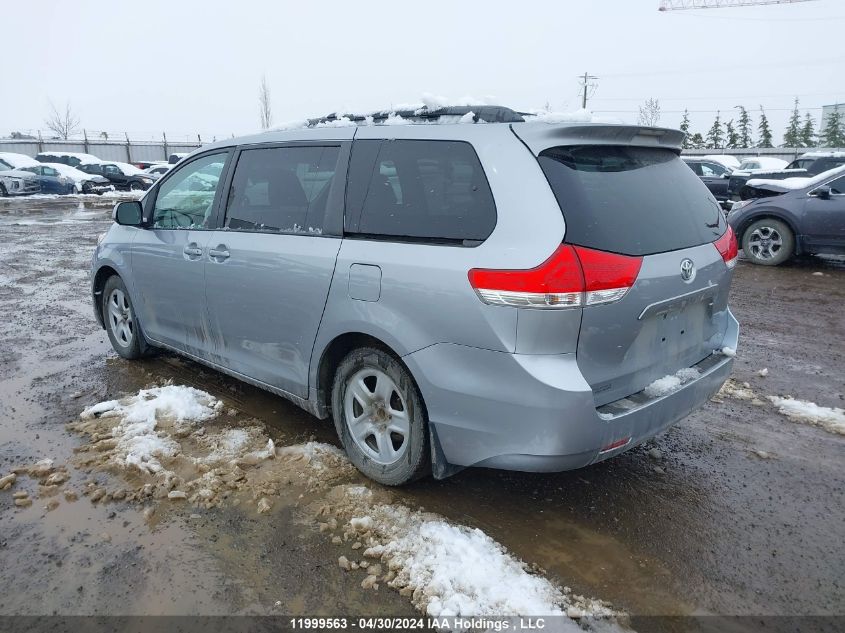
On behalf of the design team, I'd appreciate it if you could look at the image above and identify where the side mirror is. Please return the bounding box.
[721,173,730,179]
[114,201,143,226]
[811,186,831,200]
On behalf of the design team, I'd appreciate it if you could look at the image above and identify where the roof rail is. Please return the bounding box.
[308,105,527,127]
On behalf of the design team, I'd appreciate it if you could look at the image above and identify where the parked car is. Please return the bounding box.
[16,164,77,194]
[736,157,788,172]
[35,151,102,168]
[701,154,741,170]
[727,165,845,265]
[729,152,845,200]
[784,151,845,172]
[682,157,733,209]
[132,160,168,170]
[168,152,189,165]
[143,164,172,180]
[0,169,41,196]
[41,163,113,194]
[92,107,738,485]
[79,161,155,191]
[0,151,40,171]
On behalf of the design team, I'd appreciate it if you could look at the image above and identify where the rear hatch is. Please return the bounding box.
[512,127,736,406]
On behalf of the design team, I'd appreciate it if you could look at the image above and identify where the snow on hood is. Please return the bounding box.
[702,154,741,169]
[42,162,102,183]
[747,164,845,192]
[112,161,145,176]
[0,168,37,179]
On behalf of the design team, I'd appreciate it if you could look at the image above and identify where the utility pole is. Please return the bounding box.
[578,72,598,109]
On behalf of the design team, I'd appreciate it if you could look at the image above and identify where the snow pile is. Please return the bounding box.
[524,109,623,125]
[643,368,701,398]
[79,385,222,474]
[315,116,356,128]
[720,346,737,357]
[314,486,620,628]
[768,397,845,436]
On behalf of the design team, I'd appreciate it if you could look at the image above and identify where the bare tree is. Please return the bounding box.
[259,75,273,130]
[637,98,661,127]
[44,100,80,139]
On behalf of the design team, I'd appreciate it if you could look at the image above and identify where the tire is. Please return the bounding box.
[741,218,794,266]
[102,276,145,360]
[0,184,7,197]
[331,347,429,485]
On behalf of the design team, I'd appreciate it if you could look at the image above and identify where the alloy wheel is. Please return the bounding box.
[107,288,134,348]
[343,368,410,465]
[747,226,783,261]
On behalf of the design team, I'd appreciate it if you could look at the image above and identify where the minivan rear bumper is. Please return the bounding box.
[403,310,738,473]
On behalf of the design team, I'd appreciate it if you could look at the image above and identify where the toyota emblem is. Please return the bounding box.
[680,258,696,283]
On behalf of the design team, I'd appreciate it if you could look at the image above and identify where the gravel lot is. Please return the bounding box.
[0,197,842,627]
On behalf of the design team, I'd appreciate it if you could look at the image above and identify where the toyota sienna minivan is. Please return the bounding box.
[91,105,739,485]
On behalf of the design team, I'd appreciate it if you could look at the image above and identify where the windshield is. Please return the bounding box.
[538,145,725,256]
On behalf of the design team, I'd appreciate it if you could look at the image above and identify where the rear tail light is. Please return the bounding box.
[468,244,642,309]
[713,225,738,269]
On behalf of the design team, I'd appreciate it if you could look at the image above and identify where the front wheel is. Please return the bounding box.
[102,276,144,359]
[331,347,429,485]
[741,218,794,266]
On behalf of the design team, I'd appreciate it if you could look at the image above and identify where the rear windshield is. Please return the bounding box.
[538,145,725,256]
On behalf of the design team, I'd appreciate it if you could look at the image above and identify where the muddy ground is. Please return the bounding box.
[0,198,843,626]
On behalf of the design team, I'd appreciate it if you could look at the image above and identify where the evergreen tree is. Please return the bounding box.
[820,108,845,147]
[689,132,705,149]
[725,120,739,149]
[782,98,802,147]
[757,106,773,148]
[706,112,724,149]
[735,105,752,148]
[679,109,692,149]
[800,113,816,148]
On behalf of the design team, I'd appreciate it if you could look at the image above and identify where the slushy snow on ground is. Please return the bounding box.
[768,397,845,435]
[79,385,222,474]
[643,368,701,398]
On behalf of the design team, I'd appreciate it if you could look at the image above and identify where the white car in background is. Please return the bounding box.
[0,151,40,171]
[736,156,788,172]
[144,163,172,180]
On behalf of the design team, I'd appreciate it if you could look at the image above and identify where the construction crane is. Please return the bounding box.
[659,0,816,10]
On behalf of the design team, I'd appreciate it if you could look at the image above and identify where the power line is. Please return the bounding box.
[578,72,599,109]
[658,0,816,11]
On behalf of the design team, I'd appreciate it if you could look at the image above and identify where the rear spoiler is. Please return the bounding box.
[510,122,685,156]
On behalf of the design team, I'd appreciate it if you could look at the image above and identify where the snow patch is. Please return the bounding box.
[768,397,845,436]
[720,346,737,357]
[643,367,701,398]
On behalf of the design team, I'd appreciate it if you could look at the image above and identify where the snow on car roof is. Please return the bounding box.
[702,154,740,168]
[0,152,40,168]
[40,162,92,179]
[37,151,102,161]
[798,151,845,159]
[738,157,789,170]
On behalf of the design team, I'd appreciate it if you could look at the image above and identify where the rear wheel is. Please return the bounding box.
[103,276,144,359]
[331,347,429,485]
[741,218,794,266]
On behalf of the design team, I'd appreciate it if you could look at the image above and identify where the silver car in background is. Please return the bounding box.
[91,106,739,485]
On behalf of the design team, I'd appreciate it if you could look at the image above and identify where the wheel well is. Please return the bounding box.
[92,266,119,327]
[316,333,404,418]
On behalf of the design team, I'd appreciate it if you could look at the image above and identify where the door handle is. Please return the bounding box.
[183,243,203,259]
[209,245,230,261]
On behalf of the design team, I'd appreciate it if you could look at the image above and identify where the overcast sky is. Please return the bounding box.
[5,0,844,144]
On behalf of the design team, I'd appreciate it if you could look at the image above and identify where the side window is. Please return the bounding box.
[700,163,721,177]
[348,139,496,243]
[152,153,227,229]
[828,176,845,195]
[685,161,703,176]
[224,145,339,234]
[44,167,58,177]
[104,165,121,176]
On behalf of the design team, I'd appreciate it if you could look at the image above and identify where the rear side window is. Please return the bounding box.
[538,145,725,256]
[346,139,496,243]
[225,146,339,235]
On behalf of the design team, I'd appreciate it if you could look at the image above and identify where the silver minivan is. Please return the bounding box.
[92,106,739,485]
